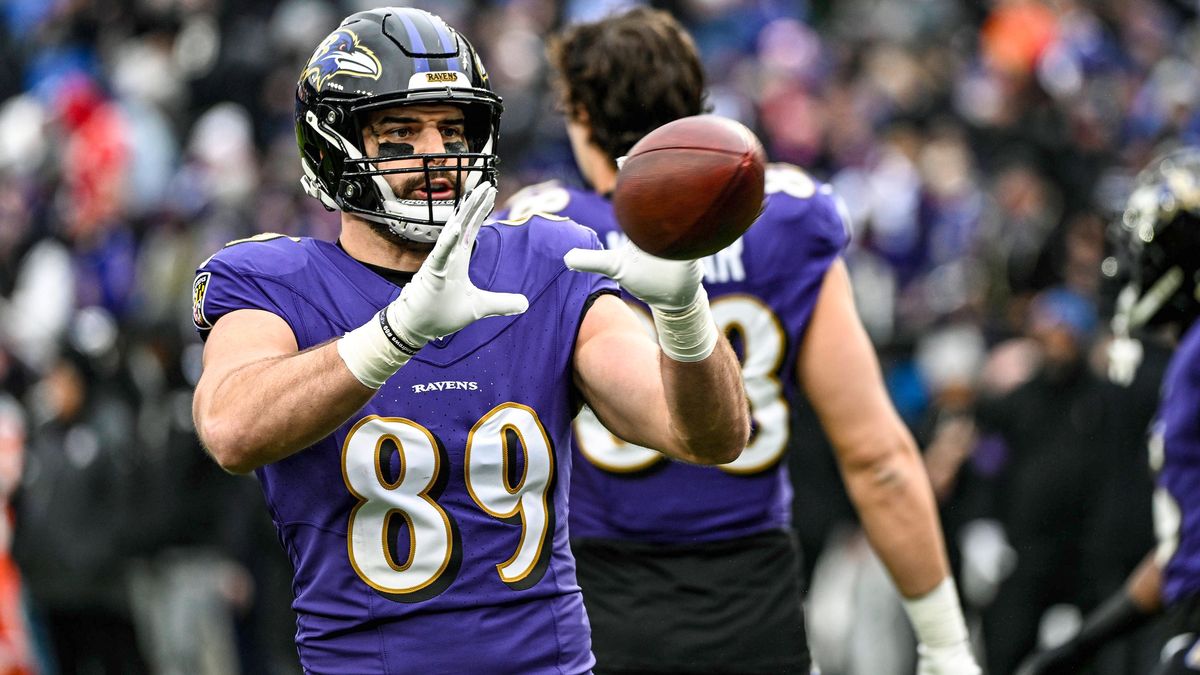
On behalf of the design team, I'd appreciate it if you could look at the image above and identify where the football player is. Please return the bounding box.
[189,8,748,673]
[498,8,978,674]
[1021,147,1200,675]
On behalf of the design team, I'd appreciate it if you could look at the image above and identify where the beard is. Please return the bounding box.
[391,170,464,201]
[359,167,476,247]
[362,170,463,249]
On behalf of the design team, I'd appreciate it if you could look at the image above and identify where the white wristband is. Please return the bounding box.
[901,577,970,648]
[651,287,719,363]
[337,310,419,389]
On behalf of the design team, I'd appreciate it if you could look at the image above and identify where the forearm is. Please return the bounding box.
[566,242,749,462]
[840,438,950,597]
[573,294,747,465]
[840,435,979,664]
[660,337,749,464]
[196,340,374,473]
[1127,549,1165,613]
[649,282,748,464]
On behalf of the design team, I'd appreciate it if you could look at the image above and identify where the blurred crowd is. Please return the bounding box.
[1,0,1198,673]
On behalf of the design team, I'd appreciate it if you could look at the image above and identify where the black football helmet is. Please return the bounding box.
[295,7,502,243]
[1107,147,1200,384]
[1111,147,1200,334]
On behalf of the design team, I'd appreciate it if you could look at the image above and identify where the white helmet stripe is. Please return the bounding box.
[1130,266,1184,329]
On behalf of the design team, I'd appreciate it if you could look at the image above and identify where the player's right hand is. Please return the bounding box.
[385,183,529,348]
[337,183,528,389]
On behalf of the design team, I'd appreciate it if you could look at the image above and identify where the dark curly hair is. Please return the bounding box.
[547,7,708,162]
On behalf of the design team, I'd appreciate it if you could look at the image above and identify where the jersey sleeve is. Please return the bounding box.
[795,184,851,265]
[494,180,572,223]
[796,187,850,333]
[192,247,294,341]
[753,178,852,344]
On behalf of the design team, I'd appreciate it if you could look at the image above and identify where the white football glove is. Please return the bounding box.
[904,579,981,675]
[917,642,981,675]
[384,183,528,345]
[564,239,717,362]
[563,238,703,310]
[339,183,528,388]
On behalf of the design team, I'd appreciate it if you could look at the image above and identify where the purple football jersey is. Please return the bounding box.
[1155,320,1200,605]
[499,164,850,544]
[192,217,614,674]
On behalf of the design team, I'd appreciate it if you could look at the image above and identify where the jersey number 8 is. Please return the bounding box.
[575,295,788,474]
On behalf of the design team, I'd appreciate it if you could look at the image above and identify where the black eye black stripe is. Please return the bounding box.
[378,143,415,158]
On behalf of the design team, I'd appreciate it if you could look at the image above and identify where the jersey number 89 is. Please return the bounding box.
[342,403,553,601]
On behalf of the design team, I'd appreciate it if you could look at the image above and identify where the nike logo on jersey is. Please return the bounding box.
[412,380,480,394]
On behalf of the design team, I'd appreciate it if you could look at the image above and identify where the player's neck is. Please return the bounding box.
[339,213,432,273]
[568,118,618,195]
[588,162,617,196]
[576,142,618,195]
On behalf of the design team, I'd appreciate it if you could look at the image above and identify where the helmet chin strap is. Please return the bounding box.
[380,206,449,243]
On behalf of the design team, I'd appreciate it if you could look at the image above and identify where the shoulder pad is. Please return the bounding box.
[765,163,818,200]
[223,232,302,248]
[503,180,572,220]
[199,233,302,268]
[495,212,571,226]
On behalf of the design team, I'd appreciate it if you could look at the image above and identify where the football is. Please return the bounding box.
[612,115,766,260]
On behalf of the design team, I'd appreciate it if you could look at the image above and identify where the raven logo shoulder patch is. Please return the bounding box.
[193,272,212,330]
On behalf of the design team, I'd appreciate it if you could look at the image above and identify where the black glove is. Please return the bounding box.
[1018,641,1089,675]
[1018,592,1152,675]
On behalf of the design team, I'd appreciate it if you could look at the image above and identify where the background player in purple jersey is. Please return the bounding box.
[188,7,749,674]
[1020,148,1200,675]
[498,8,978,674]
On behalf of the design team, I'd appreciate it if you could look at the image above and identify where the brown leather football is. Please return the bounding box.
[612,115,766,260]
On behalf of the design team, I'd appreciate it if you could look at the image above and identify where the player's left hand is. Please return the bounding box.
[563,238,702,311]
[917,641,982,675]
